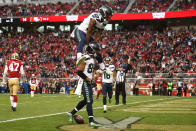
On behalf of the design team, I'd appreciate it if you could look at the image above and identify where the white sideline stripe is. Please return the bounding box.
[0,97,179,124]
[0,99,67,106]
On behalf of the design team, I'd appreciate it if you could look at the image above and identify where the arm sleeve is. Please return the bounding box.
[3,65,8,83]
[20,65,25,75]
[3,65,8,76]
[29,80,31,86]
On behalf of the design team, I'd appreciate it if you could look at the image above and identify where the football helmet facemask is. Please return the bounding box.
[32,74,35,78]
[11,53,19,60]
[104,57,111,67]
[99,5,113,20]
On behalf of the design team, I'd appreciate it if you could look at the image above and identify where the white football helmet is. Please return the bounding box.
[11,53,19,60]
[104,57,111,67]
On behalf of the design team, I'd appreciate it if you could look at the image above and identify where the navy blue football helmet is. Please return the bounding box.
[99,5,113,20]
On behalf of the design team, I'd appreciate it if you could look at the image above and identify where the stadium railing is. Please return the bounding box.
[0,73,195,95]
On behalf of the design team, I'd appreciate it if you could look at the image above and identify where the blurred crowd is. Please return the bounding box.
[128,0,195,13]
[0,1,76,17]
[72,0,128,15]
[101,27,196,74]
[0,32,77,78]
[129,0,174,13]
[171,0,196,11]
[0,27,195,79]
[0,0,195,17]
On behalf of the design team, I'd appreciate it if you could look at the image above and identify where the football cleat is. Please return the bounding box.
[103,109,107,113]
[11,106,16,112]
[76,56,86,66]
[66,112,73,123]
[89,121,102,127]
[109,99,111,104]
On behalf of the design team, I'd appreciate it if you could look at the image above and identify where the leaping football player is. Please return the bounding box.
[2,53,25,111]
[70,5,113,67]
[67,42,102,127]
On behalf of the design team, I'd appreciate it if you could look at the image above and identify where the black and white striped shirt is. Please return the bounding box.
[116,64,132,83]
[116,71,125,83]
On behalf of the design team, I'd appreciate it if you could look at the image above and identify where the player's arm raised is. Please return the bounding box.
[113,69,116,83]
[20,64,25,83]
[77,59,91,82]
[2,63,8,85]
[86,18,96,45]
[113,69,117,89]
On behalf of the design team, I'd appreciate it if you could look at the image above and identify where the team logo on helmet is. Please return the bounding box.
[99,5,113,20]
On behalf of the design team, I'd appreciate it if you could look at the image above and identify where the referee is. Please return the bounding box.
[115,58,131,105]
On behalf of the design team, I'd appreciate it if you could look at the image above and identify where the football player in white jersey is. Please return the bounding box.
[70,5,113,65]
[101,57,116,113]
[67,42,102,127]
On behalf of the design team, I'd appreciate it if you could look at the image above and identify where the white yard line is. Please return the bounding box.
[0,97,179,124]
[0,99,67,106]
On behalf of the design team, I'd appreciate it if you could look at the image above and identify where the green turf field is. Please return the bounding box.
[0,94,196,131]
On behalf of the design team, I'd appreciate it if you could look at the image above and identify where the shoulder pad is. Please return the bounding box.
[85,57,91,61]
[84,55,91,61]
[91,12,103,23]
[109,65,115,68]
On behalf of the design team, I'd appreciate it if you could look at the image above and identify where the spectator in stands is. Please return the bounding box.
[129,0,174,13]
[171,0,196,11]
[0,2,76,17]
[0,27,195,85]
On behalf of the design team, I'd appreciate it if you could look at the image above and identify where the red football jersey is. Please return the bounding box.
[30,78,37,84]
[5,60,24,78]
[96,76,102,84]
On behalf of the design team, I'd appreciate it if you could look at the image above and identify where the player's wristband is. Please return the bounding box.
[77,71,87,80]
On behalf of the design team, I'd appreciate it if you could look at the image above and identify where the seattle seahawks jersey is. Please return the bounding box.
[83,54,94,79]
[78,12,108,34]
[102,65,115,83]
